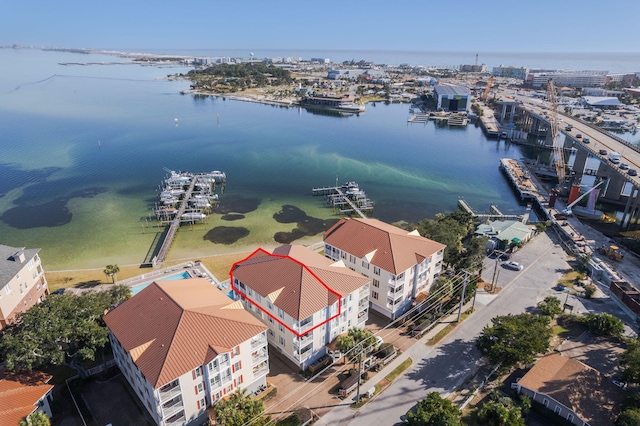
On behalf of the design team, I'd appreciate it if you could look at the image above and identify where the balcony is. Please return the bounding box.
[294,318,313,334]
[252,348,268,364]
[295,344,313,361]
[293,334,312,350]
[161,398,184,419]
[250,335,267,350]
[253,361,268,376]
[158,382,181,402]
[358,298,369,311]
[219,358,230,370]
[165,412,186,426]
[387,289,403,300]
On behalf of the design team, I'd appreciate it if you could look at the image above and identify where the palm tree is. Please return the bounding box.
[103,264,120,284]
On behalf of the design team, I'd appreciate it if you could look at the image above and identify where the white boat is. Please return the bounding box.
[181,213,206,221]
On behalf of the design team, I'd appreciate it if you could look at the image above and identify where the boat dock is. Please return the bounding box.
[312,182,374,218]
[457,199,526,222]
[143,170,226,268]
[408,112,468,127]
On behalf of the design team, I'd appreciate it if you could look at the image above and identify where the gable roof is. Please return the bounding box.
[231,245,370,321]
[518,353,623,425]
[0,367,52,425]
[103,278,267,389]
[323,218,445,274]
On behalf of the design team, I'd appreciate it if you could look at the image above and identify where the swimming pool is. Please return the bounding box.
[130,271,192,296]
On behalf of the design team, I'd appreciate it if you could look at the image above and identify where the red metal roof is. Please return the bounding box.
[104,278,267,389]
[0,367,52,426]
[323,218,445,274]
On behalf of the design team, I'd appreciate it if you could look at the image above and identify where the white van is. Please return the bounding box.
[609,152,621,164]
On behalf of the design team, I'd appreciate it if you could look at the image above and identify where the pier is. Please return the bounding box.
[312,182,374,218]
[143,170,226,268]
[408,112,468,127]
[457,199,526,222]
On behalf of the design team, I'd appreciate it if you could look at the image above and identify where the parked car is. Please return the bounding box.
[504,261,523,271]
[620,163,630,170]
[628,169,638,176]
[51,288,66,295]
[599,149,608,156]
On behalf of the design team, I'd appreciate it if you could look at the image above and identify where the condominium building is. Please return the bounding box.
[0,245,48,330]
[231,245,371,370]
[0,367,54,425]
[104,278,269,426]
[323,218,445,320]
[526,70,609,88]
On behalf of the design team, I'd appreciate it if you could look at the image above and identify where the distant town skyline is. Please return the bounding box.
[3,0,639,54]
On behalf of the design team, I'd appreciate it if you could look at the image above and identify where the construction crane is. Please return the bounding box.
[481,75,494,101]
[547,78,565,184]
[561,180,605,216]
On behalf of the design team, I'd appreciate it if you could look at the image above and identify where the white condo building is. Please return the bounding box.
[323,218,446,320]
[0,245,48,330]
[231,245,371,370]
[104,278,269,426]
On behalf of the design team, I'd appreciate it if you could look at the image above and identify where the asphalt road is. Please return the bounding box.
[316,231,607,426]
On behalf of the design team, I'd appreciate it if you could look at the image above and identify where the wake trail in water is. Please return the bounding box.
[8,73,157,94]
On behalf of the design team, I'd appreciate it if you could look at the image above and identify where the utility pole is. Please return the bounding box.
[457,271,470,322]
[355,341,363,404]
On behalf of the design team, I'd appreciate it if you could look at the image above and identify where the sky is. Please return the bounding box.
[2,0,640,54]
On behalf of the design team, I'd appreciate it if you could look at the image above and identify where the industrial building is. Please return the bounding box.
[433,85,471,112]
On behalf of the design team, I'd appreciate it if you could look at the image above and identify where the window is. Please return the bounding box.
[238,375,243,385]
[197,383,203,393]
[341,252,347,260]
[195,367,202,378]
[372,291,378,300]
[543,398,549,408]
[210,375,221,387]
[349,255,356,263]
[254,293,261,303]
[267,301,273,310]
[279,336,286,347]
[233,346,240,356]
[247,288,252,296]
[278,323,284,333]
[268,329,274,337]
[373,279,379,288]
[554,406,561,415]
[5,284,10,294]
[397,272,405,279]
[234,361,241,372]
[199,398,205,409]
[362,260,369,269]
[28,259,35,270]
[268,316,273,324]
[278,308,284,319]
[566,414,574,422]
[374,266,380,275]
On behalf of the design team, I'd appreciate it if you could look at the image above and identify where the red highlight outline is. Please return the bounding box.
[229,248,342,338]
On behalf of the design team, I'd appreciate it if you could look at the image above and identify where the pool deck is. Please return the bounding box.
[66,261,226,296]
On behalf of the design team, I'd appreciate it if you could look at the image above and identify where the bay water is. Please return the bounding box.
[0,48,625,270]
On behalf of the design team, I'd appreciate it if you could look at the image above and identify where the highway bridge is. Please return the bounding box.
[509,99,640,229]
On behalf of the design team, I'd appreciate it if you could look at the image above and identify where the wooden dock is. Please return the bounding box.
[152,177,198,267]
[458,199,524,222]
[312,182,373,219]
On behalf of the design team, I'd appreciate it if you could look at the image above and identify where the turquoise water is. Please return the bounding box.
[130,271,192,296]
[0,49,569,270]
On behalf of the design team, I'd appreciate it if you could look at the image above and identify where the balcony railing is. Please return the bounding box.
[252,348,268,364]
[294,321,313,334]
[250,335,267,350]
[165,412,186,426]
[387,290,403,300]
[293,334,312,349]
[358,299,368,311]
[253,364,269,377]
[161,402,184,420]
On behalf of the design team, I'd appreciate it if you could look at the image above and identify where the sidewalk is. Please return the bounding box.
[314,299,481,426]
